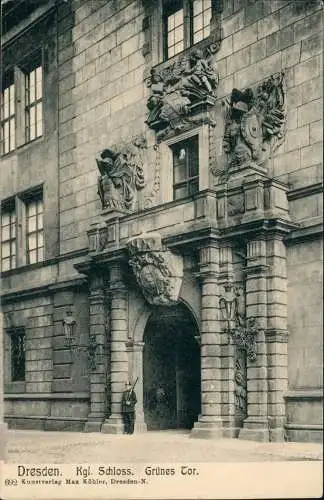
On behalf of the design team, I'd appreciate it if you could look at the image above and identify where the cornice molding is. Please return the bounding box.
[285,218,323,245]
[287,182,323,201]
[2,1,57,48]
[1,276,86,303]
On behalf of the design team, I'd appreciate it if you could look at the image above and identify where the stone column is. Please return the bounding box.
[218,245,238,438]
[239,238,269,441]
[0,313,8,461]
[102,263,129,433]
[266,236,288,442]
[84,275,107,432]
[191,244,224,438]
[132,341,147,432]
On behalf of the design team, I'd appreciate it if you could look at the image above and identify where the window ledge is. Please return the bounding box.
[1,136,44,160]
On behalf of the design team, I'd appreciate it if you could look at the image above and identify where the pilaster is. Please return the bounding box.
[266,236,289,442]
[84,275,107,433]
[102,263,129,434]
[191,244,225,439]
[132,341,147,432]
[239,237,270,442]
[0,313,8,461]
[218,245,238,438]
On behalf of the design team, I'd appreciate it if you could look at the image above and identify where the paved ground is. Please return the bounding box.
[5,429,323,463]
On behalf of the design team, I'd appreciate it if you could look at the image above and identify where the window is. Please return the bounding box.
[25,63,43,142]
[9,328,26,382]
[1,201,16,271]
[164,1,184,59]
[193,0,212,44]
[1,72,15,154]
[163,0,212,60]
[172,136,199,200]
[26,193,44,264]
[1,187,44,272]
[1,51,43,155]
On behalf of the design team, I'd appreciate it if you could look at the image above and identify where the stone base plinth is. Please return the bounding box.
[134,417,147,433]
[0,422,8,460]
[84,420,103,433]
[239,418,270,442]
[190,419,224,439]
[269,427,286,442]
[101,415,124,434]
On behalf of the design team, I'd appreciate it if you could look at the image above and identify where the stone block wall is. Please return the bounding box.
[57,0,153,255]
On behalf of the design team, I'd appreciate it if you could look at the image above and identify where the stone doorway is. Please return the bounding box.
[143,303,201,431]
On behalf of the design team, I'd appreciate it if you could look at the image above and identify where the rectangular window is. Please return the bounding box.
[25,63,43,143]
[1,73,15,154]
[164,0,184,59]
[192,0,212,44]
[172,136,199,200]
[1,201,16,272]
[163,0,213,60]
[26,194,44,264]
[10,328,26,382]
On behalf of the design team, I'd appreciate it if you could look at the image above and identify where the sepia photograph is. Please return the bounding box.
[0,0,323,498]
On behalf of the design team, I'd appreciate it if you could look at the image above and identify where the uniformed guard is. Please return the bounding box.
[121,381,137,434]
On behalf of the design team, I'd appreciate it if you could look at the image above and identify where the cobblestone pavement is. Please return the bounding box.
[5,430,323,463]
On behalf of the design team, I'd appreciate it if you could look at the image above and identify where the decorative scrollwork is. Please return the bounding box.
[228,318,259,362]
[127,232,183,306]
[146,48,219,139]
[222,72,286,175]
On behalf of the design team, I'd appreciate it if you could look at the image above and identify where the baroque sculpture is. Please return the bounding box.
[127,232,183,306]
[219,283,259,361]
[96,136,146,212]
[146,48,219,138]
[223,71,286,173]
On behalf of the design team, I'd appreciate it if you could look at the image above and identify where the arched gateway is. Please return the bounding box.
[143,303,201,431]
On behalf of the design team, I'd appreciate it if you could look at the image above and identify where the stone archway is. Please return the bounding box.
[143,303,201,431]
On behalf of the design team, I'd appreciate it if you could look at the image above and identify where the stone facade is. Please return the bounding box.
[0,0,322,443]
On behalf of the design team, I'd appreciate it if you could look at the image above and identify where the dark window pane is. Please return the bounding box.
[189,179,199,195]
[11,330,26,382]
[174,184,188,200]
[174,163,187,183]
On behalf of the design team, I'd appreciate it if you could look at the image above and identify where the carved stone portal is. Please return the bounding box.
[223,72,286,175]
[96,136,146,212]
[127,232,183,306]
[146,47,219,139]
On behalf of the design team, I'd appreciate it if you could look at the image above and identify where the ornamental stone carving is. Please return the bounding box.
[96,136,146,212]
[127,232,183,306]
[146,48,219,139]
[223,72,286,172]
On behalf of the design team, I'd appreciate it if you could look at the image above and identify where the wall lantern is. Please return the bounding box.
[219,283,259,362]
[62,311,103,371]
[62,310,76,349]
[219,283,238,331]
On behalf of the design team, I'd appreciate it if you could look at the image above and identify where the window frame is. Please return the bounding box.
[1,71,16,155]
[172,135,200,201]
[162,0,213,61]
[0,185,45,273]
[1,49,44,156]
[9,327,26,383]
[1,199,17,272]
[24,61,43,143]
[24,190,44,265]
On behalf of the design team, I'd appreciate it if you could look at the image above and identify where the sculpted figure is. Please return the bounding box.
[146,48,219,136]
[223,72,286,171]
[96,139,146,212]
[181,49,218,98]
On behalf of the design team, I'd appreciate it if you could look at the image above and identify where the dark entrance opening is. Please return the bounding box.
[143,303,201,430]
